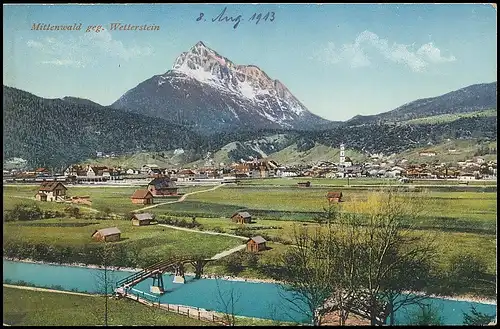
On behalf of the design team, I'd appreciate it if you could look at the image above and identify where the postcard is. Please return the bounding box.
[3,3,497,327]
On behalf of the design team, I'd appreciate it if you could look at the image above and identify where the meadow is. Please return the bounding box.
[2,184,212,215]
[3,217,243,263]
[3,180,497,297]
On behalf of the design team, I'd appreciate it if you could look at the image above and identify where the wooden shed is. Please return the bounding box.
[91,227,121,242]
[131,189,154,205]
[247,236,267,252]
[132,213,153,226]
[326,191,343,203]
[297,181,311,188]
[231,211,252,224]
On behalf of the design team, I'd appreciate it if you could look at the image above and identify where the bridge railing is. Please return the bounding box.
[116,257,206,288]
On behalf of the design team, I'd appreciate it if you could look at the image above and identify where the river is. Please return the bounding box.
[3,259,496,325]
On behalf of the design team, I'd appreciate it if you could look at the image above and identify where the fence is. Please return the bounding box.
[121,288,230,325]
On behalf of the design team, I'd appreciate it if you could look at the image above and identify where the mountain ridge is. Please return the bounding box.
[346,82,497,126]
[111,41,330,134]
[3,78,497,169]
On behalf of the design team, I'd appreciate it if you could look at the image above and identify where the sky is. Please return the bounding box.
[3,4,497,121]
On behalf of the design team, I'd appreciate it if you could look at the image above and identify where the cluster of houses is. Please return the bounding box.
[4,148,498,184]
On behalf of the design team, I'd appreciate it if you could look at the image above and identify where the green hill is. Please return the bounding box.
[403,109,496,125]
[392,139,497,164]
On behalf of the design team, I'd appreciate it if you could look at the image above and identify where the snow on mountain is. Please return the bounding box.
[112,41,329,133]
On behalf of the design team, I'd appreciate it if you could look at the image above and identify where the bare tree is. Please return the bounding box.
[349,188,437,325]
[214,278,242,326]
[92,242,117,326]
[275,188,438,326]
[275,225,341,326]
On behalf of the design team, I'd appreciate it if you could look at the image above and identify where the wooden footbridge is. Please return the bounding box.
[115,257,213,295]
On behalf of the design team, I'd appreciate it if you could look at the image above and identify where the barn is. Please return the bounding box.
[247,236,267,252]
[132,213,153,226]
[326,191,343,203]
[147,177,178,196]
[131,189,154,205]
[91,227,121,242]
[231,211,252,224]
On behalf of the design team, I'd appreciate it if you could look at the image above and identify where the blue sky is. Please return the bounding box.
[3,4,497,121]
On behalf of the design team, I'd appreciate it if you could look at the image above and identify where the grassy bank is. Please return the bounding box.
[2,286,293,326]
[2,286,212,326]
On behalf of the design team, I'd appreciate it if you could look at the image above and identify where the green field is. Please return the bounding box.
[403,109,497,125]
[3,181,497,297]
[4,183,496,233]
[236,177,497,187]
[2,185,212,215]
[3,217,243,261]
[181,187,496,231]
[2,286,212,326]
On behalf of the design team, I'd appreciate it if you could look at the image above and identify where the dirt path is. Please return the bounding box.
[11,196,35,200]
[133,184,226,213]
[3,284,95,297]
[157,224,248,240]
[210,244,247,260]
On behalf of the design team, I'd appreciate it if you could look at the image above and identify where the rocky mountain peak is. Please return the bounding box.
[113,41,329,133]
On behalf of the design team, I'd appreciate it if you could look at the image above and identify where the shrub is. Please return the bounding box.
[447,253,488,289]
[232,227,253,238]
[225,254,244,275]
[245,253,259,268]
[212,226,224,233]
[64,206,81,219]
[102,207,113,217]
[8,204,43,221]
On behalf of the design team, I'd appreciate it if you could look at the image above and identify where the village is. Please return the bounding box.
[3,144,497,185]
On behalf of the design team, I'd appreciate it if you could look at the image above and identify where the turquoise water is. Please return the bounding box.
[3,260,496,325]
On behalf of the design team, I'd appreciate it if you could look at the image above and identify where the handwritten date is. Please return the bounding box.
[196,7,275,29]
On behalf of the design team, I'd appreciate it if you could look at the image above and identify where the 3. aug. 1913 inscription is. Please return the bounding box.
[196,7,275,29]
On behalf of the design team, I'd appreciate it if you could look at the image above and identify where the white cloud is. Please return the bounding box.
[26,40,44,49]
[416,42,456,63]
[26,30,153,68]
[314,30,456,72]
[41,59,85,68]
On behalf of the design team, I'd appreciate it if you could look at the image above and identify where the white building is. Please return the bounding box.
[339,143,345,165]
